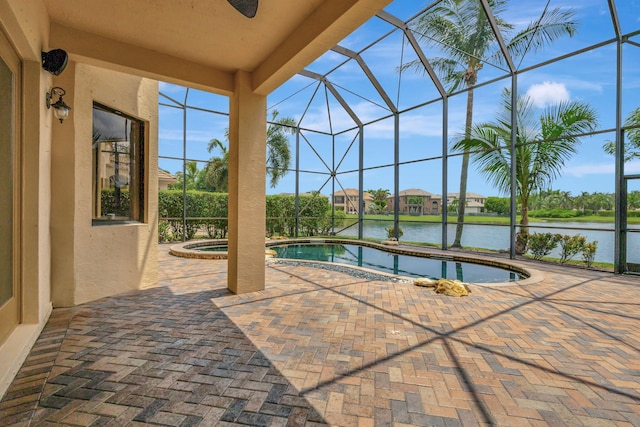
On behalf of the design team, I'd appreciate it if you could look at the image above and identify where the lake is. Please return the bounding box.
[336,219,640,265]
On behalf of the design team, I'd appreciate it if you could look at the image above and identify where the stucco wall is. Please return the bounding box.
[50,63,159,306]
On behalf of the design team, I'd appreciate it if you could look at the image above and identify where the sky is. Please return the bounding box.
[158,0,640,199]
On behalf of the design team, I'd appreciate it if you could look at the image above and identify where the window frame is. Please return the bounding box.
[91,102,145,226]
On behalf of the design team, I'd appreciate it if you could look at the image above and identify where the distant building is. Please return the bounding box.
[331,188,373,214]
[158,169,178,190]
[447,192,486,214]
[386,188,442,215]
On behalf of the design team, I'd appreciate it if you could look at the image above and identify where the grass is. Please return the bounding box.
[520,254,613,270]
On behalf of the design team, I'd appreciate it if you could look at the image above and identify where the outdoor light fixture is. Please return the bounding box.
[227,0,258,18]
[46,87,72,123]
[41,49,68,75]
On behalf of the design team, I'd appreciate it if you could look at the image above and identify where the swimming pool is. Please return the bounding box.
[270,243,525,283]
[171,239,532,283]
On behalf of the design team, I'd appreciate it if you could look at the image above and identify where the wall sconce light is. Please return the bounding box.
[46,87,72,123]
[41,49,68,75]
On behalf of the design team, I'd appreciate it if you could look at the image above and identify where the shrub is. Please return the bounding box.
[385,225,403,240]
[529,209,582,218]
[315,209,347,235]
[484,197,510,215]
[266,194,333,237]
[595,210,640,217]
[582,241,598,268]
[559,234,587,263]
[158,190,228,241]
[156,190,339,242]
[527,232,561,260]
[158,220,172,243]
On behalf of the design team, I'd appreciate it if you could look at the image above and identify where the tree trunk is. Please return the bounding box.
[452,87,474,247]
[516,197,529,255]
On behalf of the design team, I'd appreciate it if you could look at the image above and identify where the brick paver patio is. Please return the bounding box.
[1,244,639,426]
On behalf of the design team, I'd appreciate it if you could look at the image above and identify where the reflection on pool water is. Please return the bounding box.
[270,243,525,283]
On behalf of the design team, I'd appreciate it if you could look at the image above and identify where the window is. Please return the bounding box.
[0,31,20,342]
[92,103,145,224]
[335,196,345,204]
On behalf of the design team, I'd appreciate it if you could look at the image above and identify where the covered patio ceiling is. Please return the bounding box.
[43,0,392,95]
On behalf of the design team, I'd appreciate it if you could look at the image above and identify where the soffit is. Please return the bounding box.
[43,0,392,94]
[43,0,323,72]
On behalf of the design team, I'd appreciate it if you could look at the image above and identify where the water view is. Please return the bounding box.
[337,220,640,265]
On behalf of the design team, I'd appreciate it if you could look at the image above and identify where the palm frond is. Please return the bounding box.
[508,7,577,65]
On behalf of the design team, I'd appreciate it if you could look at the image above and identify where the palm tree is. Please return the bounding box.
[603,107,640,162]
[448,198,460,215]
[266,110,297,188]
[628,191,640,210]
[574,191,590,214]
[203,138,229,192]
[204,110,296,191]
[453,89,598,254]
[172,160,200,191]
[407,0,577,247]
[367,188,391,212]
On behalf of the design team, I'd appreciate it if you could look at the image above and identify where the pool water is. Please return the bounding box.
[270,243,525,283]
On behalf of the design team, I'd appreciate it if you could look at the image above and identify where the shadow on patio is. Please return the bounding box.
[1,246,640,426]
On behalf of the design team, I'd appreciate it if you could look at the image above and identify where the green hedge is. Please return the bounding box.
[529,209,583,218]
[100,188,130,217]
[598,210,640,217]
[265,194,345,237]
[101,189,348,241]
[157,190,227,240]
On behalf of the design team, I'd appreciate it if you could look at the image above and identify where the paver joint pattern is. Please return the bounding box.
[1,245,639,426]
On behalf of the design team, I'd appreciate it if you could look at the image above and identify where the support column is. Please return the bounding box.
[227,71,267,294]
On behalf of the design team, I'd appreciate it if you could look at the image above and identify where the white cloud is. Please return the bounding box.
[564,160,640,177]
[526,81,571,108]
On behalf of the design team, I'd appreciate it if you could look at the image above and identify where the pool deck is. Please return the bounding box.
[1,243,639,426]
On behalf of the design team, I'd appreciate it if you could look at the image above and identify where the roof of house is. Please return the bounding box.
[158,169,177,183]
[447,192,486,199]
[399,188,434,196]
[466,201,485,208]
[386,189,442,199]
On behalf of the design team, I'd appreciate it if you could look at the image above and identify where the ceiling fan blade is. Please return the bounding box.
[227,0,258,18]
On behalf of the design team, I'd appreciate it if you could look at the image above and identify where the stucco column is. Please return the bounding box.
[227,71,266,294]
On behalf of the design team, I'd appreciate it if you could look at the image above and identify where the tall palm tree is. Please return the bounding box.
[453,89,598,253]
[407,0,577,247]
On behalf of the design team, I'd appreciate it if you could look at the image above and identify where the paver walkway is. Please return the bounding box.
[1,244,640,426]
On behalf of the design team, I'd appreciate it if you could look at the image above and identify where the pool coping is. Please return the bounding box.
[169,238,545,287]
